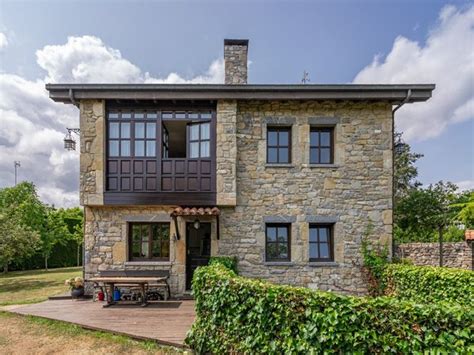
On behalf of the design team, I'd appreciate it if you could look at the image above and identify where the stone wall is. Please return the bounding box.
[216,100,393,295]
[80,100,105,206]
[216,100,237,206]
[395,242,473,269]
[84,205,218,296]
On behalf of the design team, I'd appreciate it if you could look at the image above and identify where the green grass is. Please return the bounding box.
[0,311,183,353]
[0,267,82,305]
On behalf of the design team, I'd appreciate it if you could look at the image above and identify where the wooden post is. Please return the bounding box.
[438,225,443,267]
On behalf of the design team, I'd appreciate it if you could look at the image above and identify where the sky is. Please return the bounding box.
[0,0,473,207]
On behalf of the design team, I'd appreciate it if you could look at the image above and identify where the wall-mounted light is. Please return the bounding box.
[64,128,80,151]
[193,219,201,230]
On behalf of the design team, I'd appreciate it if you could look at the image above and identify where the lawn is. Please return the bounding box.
[0,312,182,354]
[0,267,82,306]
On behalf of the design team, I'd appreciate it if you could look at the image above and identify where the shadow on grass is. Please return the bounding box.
[0,280,61,294]
[0,267,82,279]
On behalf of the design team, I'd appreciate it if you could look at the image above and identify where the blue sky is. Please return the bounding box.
[0,0,473,206]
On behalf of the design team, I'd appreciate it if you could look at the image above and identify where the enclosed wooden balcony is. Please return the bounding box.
[104,105,216,205]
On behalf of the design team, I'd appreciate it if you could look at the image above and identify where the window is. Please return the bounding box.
[134,122,156,157]
[129,223,170,261]
[309,224,334,262]
[265,224,291,261]
[310,128,333,164]
[189,122,210,158]
[108,121,131,157]
[267,127,291,164]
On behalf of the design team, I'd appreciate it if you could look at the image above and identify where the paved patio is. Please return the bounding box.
[8,299,196,348]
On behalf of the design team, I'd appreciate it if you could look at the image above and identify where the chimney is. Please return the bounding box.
[224,39,249,85]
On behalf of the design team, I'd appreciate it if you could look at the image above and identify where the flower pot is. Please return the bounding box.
[71,287,84,299]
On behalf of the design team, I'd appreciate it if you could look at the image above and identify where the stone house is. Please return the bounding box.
[46,39,434,296]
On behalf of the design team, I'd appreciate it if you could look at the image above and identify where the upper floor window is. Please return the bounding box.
[309,224,334,262]
[129,222,170,261]
[267,127,291,164]
[265,223,291,261]
[310,128,334,164]
[189,122,210,158]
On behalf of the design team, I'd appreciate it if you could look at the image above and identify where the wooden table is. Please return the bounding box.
[88,277,168,307]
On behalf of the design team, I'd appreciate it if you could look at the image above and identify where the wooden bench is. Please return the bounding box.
[89,270,171,306]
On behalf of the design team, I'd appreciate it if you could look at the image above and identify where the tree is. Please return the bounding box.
[0,212,40,273]
[61,207,84,266]
[450,190,474,229]
[41,207,70,270]
[394,132,423,203]
[395,181,459,243]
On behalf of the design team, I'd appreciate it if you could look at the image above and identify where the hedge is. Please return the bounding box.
[185,264,473,353]
[208,256,238,274]
[384,264,474,306]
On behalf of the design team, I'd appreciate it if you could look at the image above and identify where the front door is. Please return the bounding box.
[186,222,211,290]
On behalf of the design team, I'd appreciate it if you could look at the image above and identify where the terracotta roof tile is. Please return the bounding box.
[171,207,220,217]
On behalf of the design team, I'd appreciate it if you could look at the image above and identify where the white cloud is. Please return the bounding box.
[0,35,224,207]
[354,5,474,141]
[0,32,8,51]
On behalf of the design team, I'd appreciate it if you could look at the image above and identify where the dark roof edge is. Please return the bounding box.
[45,83,435,104]
[224,39,249,46]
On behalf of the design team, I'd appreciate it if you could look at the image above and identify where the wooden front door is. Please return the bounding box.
[186,222,211,290]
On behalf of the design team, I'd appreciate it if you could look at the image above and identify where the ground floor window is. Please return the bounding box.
[265,223,291,261]
[129,223,170,261]
[309,224,334,262]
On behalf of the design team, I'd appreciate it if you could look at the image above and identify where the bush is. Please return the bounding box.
[208,256,238,273]
[384,264,474,306]
[185,264,473,353]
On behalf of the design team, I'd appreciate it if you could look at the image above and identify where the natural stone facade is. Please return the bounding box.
[80,100,105,206]
[216,100,393,295]
[224,40,248,85]
[395,242,473,270]
[84,205,219,296]
[80,98,393,296]
[216,100,237,206]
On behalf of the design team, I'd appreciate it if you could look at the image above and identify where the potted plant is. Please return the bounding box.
[65,276,85,298]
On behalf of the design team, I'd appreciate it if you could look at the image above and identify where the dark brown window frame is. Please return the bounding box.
[309,224,334,262]
[310,127,334,164]
[128,222,170,261]
[266,126,292,164]
[265,223,291,262]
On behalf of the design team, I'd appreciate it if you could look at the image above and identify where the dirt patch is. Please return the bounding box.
[0,313,182,354]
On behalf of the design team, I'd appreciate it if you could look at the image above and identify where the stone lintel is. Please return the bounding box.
[263,216,297,223]
[308,117,340,126]
[265,117,296,125]
[123,214,171,222]
[305,216,339,224]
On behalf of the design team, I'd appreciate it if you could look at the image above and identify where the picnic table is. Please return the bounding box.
[88,271,170,307]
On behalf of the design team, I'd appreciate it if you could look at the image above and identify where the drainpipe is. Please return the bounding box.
[69,88,79,107]
[391,89,412,258]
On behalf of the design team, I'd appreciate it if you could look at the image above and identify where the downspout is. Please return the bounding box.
[391,89,412,258]
[69,88,78,107]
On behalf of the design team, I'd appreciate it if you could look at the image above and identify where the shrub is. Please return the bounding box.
[185,264,473,353]
[384,264,474,306]
[361,237,389,296]
[208,256,238,274]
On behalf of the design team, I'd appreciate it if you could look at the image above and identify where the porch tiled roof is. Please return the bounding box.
[170,207,220,217]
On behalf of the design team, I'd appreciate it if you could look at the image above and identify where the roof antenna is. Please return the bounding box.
[301,70,310,84]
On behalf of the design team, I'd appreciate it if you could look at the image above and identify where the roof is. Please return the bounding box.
[170,207,220,217]
[45,83,435,104]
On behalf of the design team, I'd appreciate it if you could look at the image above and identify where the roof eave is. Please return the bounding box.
[45,83,435,104]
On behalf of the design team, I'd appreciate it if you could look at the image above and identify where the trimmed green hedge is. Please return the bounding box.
[208,256,238,274]
[384,264,474,306]
[185,264,473,353]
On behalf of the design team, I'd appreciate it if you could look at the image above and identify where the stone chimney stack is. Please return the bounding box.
[224,39,249,85]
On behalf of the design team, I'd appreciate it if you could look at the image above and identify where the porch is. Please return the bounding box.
[8,298,196,348]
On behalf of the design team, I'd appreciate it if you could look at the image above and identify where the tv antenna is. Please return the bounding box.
[301,70,310,84]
